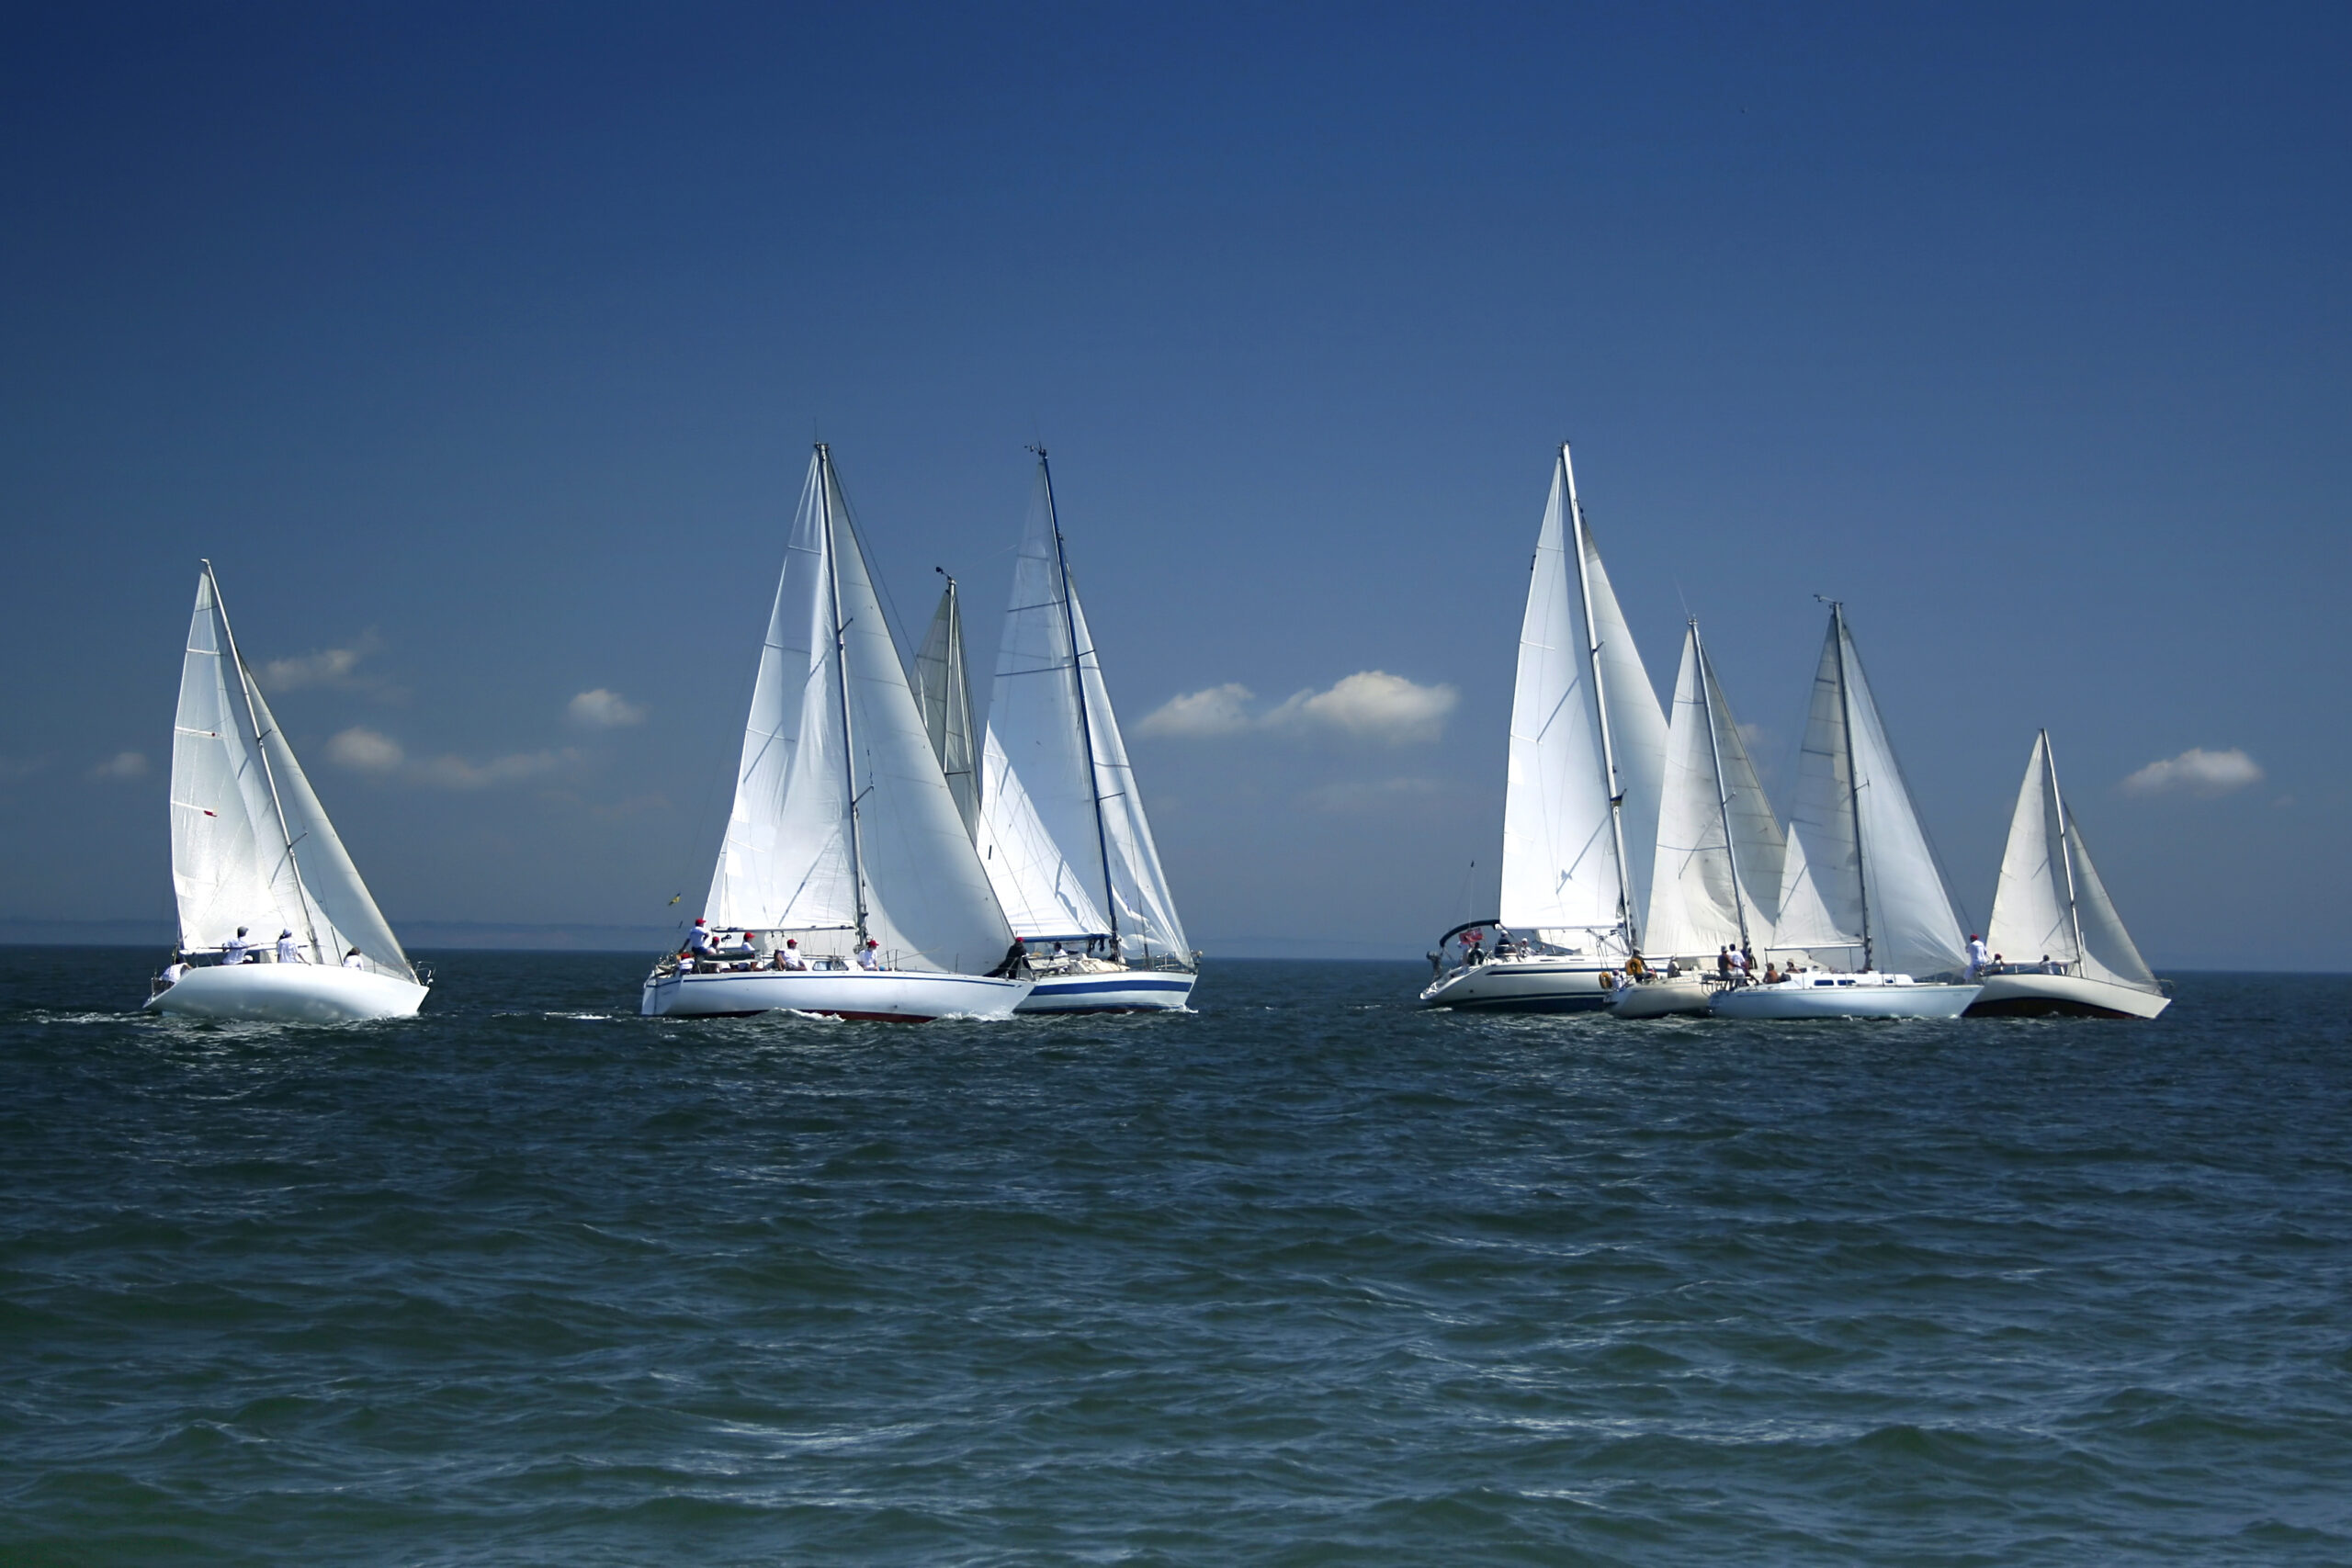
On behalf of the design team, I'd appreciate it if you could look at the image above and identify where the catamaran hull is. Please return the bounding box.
[1710,981,1980,1021]
[145,964,428,1023]
[1018,970,1195,1013]
[1965,973,2168,1020]
[1420,958,1615,1012]
[1607,977,1714,1018]
[641,968,1033,1021]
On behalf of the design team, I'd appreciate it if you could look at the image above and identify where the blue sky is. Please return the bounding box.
[3,2,2346,964]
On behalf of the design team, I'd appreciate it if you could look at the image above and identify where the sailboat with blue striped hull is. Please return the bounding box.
[974,449,1196,1012]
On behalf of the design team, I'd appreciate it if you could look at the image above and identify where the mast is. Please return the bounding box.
[1035,446,1118,950]
[1690,625,1751,953]
[205,560,325,964]
[2043,728,2086,973]
[1564,444,1639,954]
[1829,603,1871,971]
[817,446,869,943]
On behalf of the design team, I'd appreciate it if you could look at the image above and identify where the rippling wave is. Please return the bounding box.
[3,949,2347,1563]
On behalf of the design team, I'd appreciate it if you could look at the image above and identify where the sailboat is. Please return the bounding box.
[1610,620,1835,1018]
[1965,731,2168,1019]
[642,446,1033,1021]
[975,448,1195,1012]
[146,562,429,1022]
[1710,603,1979,1020]
[1421,445,1668,1011]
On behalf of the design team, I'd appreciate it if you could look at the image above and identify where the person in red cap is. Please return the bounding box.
[1964,931,1992,979]
[684,918,718,966]
[857,937,883,971]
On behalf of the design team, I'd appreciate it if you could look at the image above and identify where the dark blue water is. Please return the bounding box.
[3,949,2348,1565]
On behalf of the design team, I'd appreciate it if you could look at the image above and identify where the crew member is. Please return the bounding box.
[343,947,365,968]
[221,926,253,964]
[1965,932,1992,979]
[858,938,884,971]
[777,939,808,971]
[277,930,302,964]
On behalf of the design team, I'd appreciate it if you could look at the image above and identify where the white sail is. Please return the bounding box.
[1786,607,1967,977]
[168,566,412,977]
[980,454,1189,959]
[912,579,979,839]
[975,727,1113,940]
[1498,448,1668,951]
[704,448,1014,975]
[1987,732,2157,989]
[1644,626,1802,958]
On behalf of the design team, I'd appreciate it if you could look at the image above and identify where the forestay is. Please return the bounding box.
[1786,607,1967,977]
[704,449,1015,975]
[169,566,412,977]
[1498,449,1668,952]
[979,456,1189,960]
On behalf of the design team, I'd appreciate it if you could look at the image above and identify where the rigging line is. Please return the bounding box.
[1038,448,1121,948]
[818,445,870,945]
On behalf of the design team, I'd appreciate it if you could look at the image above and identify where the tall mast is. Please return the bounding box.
[1035,446,1118,949]
[2043,728,2086,971]
[817,446,869,944]
[1690,625,1751,953]
[1564,444,1640,954]
[1830,603,1871,970]
[205,560,325,964]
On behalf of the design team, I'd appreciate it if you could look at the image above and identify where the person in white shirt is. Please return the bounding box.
[857,939,883,971]
[2041,953,2064,975]
[775,939,808,971]
[160,959,187,985]
[1965,933,1992,979]
[221,927,253,964]
[343,947,365,968]
[277,930,302,964]
[685,919,718,957]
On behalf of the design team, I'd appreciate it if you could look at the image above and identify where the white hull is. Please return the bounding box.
[145,964,428,1023]
[1018,967,1195,1013]
[1966,972,2169,1020]
[1420,956,1615,1012]
[1710,975,1979,1021]
[641,967,1032,1021]
[1607,976,1715,1018]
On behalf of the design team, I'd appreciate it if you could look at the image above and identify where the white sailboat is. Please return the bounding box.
[146,562,428,1022]
[1611,621,1831,1018]
[1422,445,1668,1012]
[976,449,1195,1012]
[642,446,1033,1021]
[1710,603,1978,1021]
[1966,730,2168,1019]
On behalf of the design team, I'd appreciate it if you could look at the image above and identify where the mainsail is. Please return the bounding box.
[912,576,979,838]
[1785,604,1967,976]
[978,451,1189,959]
[703,447,1015,975]
[169,564,413,978]
[1986,731,2158,989]
[1497,446,1668,953]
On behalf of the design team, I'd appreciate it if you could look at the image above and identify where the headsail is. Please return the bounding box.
[912,576,979,838]
[1644,624,1801,958]
[1786,605,1967,976]
[1497,446,1668,953]
[978,452,1189,959]
[1986,731,2157,989]
[704,447,1014,974]
[168,564,412,977]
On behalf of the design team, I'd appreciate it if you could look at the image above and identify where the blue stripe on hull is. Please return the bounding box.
[1437,994,1610,1014]
[1030,978,1194,996]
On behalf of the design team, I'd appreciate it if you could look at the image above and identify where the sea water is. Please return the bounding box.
[2,948,2347,1565]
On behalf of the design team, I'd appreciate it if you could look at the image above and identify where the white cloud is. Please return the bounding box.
[409,749,576,790]
[1136,682,1257,739]
[2120,747,2264,798]
[568,688,648,728]
[1300,776,1446,814]
[87,750,149,780]
[257,631,382,692]
[1266,671,1458,745]
[1138,671,1458,746]
[327,727,406,773]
